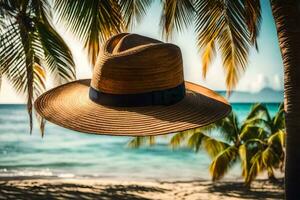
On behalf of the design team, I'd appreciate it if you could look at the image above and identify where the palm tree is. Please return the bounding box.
[269,1,300,198]
[169,111,259,184]
[0,0,155,134]
[0,0,76,134]
[2,0,298,196]
[171,104,285,185]
[160,0,298,197]
[175,112,243,182]
[128,104,285,186]
[241,103,285,184]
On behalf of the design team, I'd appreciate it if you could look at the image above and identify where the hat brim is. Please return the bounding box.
[34,79,231,136]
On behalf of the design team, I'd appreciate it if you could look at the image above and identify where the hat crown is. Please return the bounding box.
[91,33,184,94]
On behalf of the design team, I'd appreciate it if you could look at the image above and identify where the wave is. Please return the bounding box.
[0,162,93,168]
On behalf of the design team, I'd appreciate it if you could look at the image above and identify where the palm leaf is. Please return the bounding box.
[31,0,52,22]
[209,146,239,181]
[35,20,76,84]
[186,132,206,152]
[268,130,285,148]
[240,125,269,141]
[239,143,252,179]
[0,0,15,18]
[261,146,280,168]
[195,0,252,92]
[119,0,153,29]
[194,0,221,78]
[246,103,271,121]
[240,139,264,181]
[160,0,194,40]
[242,0,261,48]
[169,129,195,149]
[272,103,285,131]
[243,117,271,131]
[246,149,263,185]
[246,145,281,185]
[216,112,240,143]
[127,136,156,148]
[54,0,124,65]
[0,2,48,135]
[202,136,229,158]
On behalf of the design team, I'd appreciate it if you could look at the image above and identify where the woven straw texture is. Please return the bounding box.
[34,33,231,136]
[91,33,184,94]
[35,79,231,136]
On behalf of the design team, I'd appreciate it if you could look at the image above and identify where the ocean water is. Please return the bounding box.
[0,103,281,181]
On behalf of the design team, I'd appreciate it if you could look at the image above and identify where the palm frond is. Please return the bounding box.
[30,0,52,22]
[217,112,240,143]
[0,5,46,135]
[35,20,76,84]
[0,0,15,18]
[119,0,153,29]
[240,125,268,141]
[186,132,207,152]
[242,117,271,131]
[272,104,285,131]
[209,146,238,181]
[268,130,285,148]
[201,136,229,158]
[169,129,196,149]
[246,149,263,185]
[127,136,156,148]
[246,145,280,185]
[261,146,280,168]
[160,0,194,40]
[54,0,124,65]
[170,124,222,149]
[246,103,271,121]
[240,138,264,181]
[242,0,261,48]
[194,0,220,78]
[0,22,28,96]
[201,38,216,78]
[195,0,252,91]
[239,143,253,179]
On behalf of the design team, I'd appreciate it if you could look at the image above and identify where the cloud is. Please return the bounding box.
[246,74,283,92]
[273,74,283,90]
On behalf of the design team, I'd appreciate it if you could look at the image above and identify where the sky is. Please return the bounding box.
[0,1,283,104]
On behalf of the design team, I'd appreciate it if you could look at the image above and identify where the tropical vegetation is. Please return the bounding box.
[1,0,299,198]
[128,103,285,186]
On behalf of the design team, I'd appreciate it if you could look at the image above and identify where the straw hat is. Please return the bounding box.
[34,33,231,136]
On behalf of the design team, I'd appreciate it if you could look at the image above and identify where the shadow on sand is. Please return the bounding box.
[206,179,284,200]
[0,178,284,200]
[0,182,166,200]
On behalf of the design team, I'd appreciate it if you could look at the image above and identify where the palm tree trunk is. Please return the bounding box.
[270,0,300,199]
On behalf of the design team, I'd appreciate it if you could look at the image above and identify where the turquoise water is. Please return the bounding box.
[0,103,280,181]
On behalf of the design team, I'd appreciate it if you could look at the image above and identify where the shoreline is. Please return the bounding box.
[0,177,284,200]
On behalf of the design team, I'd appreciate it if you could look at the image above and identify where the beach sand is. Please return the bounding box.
[0,177,284,200]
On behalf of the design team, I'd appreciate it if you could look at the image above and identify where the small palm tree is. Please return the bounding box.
[169,112,245,182]
[162,1,298,196]
[0,0,75,134]
[170,103,285,185]
[242,103,285,184]
[128,103,285,185]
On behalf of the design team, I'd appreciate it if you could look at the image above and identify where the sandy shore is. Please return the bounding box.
[0,177,284,200]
